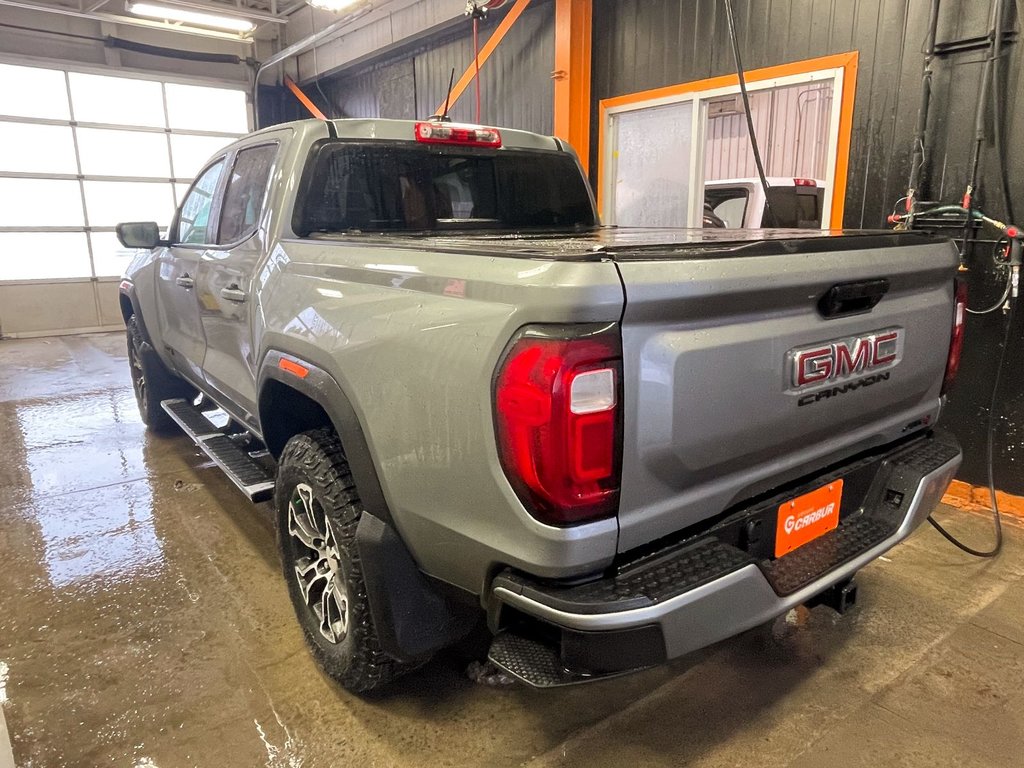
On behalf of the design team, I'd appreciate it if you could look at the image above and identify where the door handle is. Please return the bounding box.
[175,274,194,289]
[818,278,890,318]
[220,286,247,303]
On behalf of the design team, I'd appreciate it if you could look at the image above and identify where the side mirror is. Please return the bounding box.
[116,221,163,249]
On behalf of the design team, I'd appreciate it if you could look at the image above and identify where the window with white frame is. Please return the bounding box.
[601,66,844,230]
[0,62,249,282]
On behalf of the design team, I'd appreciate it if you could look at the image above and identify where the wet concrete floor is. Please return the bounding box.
[1,331,1023,767]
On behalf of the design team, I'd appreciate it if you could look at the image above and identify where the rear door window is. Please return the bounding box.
[218,144,277,244]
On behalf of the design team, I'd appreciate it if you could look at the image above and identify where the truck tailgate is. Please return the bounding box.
[611,232,959,553]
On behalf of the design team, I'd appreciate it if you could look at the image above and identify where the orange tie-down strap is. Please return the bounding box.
[284,74,328,121]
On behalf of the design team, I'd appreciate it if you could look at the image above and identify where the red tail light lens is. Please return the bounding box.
[494,325,622,526]
[942,279,968,395]
[793,178,817,187]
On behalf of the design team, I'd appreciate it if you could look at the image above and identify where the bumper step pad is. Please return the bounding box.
[494,538,754,616]
[161,398,275,502]
[760,516,893,596]
[488,630,643,688]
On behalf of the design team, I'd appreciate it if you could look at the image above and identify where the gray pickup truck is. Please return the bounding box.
[116,117,964,692]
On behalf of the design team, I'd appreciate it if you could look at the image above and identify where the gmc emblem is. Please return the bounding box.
[788,328,904,390]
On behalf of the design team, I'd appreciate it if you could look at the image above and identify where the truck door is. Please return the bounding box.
[155,156,228,383]
[196,143,278,424]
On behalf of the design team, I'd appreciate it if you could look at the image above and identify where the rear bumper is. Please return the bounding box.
[488,431,961,684]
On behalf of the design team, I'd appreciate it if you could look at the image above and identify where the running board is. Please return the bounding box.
[161,398,275,502]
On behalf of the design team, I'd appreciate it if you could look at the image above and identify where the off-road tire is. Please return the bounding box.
[276,428,406,693]
[126,315,196,433]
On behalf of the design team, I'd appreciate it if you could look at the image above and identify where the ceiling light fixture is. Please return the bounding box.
[306,0,361,12]
[127,2,256,32]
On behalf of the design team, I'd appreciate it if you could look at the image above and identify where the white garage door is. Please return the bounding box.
[0,60,249,337]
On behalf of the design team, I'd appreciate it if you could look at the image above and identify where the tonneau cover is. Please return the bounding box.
[306,227,943,261]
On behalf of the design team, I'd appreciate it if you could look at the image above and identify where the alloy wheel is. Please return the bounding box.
[288,483,350,644]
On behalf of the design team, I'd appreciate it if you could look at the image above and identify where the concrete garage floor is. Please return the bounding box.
[1,333,1023,768]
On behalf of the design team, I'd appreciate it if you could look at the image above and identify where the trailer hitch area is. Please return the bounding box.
[807,576,859,615]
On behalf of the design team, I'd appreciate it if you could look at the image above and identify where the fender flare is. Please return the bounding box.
[118,280,151,341]
[258,349,477,661]
[258,349,393,528]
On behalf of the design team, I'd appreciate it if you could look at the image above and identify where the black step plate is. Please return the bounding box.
[488,631,644,688]
[161,399,275,502]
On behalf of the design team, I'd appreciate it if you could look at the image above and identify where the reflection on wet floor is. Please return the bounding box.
[1,332,1024,768]
[15,388,164,589]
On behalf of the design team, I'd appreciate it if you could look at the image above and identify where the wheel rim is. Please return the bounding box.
[128,332,148,413]
[288,483,349,644]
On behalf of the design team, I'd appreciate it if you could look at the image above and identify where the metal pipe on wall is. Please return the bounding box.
[253,5,374,128]
[966,0,1003,203]
[990,0,1014,222]
[959,0,1005,262]
[905,0,941,224]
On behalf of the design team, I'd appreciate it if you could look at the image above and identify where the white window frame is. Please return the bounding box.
[601,66,845,230]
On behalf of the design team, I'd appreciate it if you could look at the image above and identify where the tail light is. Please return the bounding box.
[941,279,968,395]
[415,121,502,147]
[493,324,622,526]
[793,178,817,187]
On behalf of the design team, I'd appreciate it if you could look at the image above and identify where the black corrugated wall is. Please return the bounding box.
[304,0,555,133]
[591,0,1024,493]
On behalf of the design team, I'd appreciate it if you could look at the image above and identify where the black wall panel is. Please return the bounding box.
[591,0,1024,493]
[307,0,555,134]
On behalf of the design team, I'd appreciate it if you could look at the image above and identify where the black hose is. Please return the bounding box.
[959,0,1002,263]
[966,271,1012,314]
[722,0,779,227]
[991,0,1014,223]
[968,0,999,193]
[105,37,245,65]
[927,296,1012,558]
[0,22,102,42]
[907,0,941,221]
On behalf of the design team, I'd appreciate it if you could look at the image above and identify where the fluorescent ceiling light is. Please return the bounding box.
[128,2,255,32]
[306,0,360,11]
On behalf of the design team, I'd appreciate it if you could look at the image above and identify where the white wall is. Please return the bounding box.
[0,280,122,339]
[704,82,834,182]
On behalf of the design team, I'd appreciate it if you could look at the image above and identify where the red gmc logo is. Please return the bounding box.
[790,328,904,389]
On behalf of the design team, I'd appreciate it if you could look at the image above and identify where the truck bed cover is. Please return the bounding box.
[304,228,943,261]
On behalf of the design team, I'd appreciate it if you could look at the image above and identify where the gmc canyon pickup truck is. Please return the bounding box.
[116,118,964,692]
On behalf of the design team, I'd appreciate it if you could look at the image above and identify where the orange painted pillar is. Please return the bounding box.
[553,0,592,173]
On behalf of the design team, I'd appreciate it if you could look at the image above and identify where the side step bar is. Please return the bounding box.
[161,398,275,502]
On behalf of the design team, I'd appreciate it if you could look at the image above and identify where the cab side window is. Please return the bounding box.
[218,144,277,244]
[178,159,226,245]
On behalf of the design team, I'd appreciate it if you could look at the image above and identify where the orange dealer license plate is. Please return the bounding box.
[774,479,844,558]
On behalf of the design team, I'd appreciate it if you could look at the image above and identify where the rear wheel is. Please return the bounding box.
[126,315,195,432]
[276,428,408,693]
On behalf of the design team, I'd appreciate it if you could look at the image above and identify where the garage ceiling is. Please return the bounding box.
[0,0,313,41]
